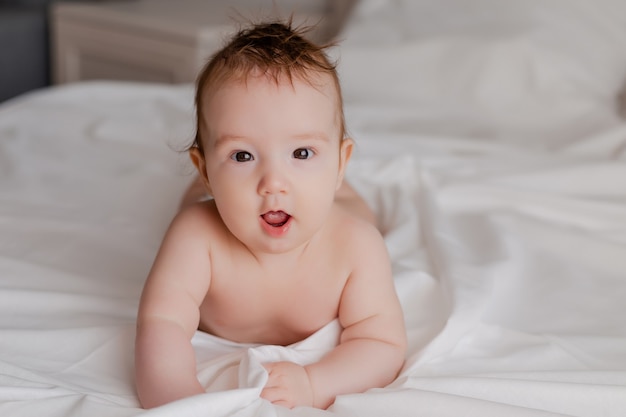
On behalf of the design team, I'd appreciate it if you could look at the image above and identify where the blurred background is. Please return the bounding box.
[0,0,357,102]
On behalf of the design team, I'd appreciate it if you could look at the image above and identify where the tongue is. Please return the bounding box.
[262,211,289,226]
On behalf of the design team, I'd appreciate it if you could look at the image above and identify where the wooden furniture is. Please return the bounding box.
[51,0,333,85]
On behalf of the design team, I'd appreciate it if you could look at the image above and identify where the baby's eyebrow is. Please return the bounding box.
[292,132,330,142]
[212,134,250,148]
[215,134,247,143]
[215,132,331,144]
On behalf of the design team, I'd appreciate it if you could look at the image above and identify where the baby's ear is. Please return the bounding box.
[189,147,213,195]
[336,138,354,190]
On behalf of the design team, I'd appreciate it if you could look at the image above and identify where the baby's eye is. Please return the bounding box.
[231,151,253,162]
[293,148,313,160]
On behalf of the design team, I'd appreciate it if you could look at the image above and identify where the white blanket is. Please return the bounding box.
[1,80,625,417]
[0,82,443,417]
[2,1,626,416]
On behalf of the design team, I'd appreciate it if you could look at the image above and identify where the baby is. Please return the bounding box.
[135,21,407,410]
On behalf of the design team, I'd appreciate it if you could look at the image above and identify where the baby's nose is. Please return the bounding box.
[257,163,288,195]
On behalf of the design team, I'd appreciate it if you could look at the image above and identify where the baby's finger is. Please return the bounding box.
[262,362,276,375]
[260,386,284,402]
[260,387,293,409]
[271,399,293,409]
[262,366,279,387]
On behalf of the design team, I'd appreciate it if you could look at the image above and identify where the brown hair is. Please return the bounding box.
[190,20,346,155]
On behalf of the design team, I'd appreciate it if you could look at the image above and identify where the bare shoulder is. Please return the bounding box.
[138,202,221,332]
[146,200,225,283]
[326,205,392,291]
[168,200,224,239]
[331,204,388,260]
[332,206,406,349]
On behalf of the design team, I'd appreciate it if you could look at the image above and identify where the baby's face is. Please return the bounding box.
[198,74,350,254]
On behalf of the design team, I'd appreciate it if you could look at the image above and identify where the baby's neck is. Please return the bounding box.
[244,238,318,272]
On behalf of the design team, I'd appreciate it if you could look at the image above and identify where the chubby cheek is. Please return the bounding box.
[211,188,257,241]
[291,155,342,208]
[296,172,338,222]
[210,173,256,210]
[207,159,254,193]
[206,167,255,215]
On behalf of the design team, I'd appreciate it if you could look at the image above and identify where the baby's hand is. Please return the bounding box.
[261,361,314,408]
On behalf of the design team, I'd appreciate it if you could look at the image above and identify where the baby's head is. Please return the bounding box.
[188,21,353,254]
[190,20,345,156]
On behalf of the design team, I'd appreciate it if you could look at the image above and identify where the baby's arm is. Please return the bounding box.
[308,228,406,408]
[262,226,407,409]
[135,206,212,408]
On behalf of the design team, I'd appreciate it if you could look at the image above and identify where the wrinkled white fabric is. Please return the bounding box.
[2,1,626,415]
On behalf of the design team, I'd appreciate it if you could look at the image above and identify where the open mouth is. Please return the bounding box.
[261,210,291,227]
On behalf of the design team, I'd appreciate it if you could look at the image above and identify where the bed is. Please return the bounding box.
[1,0,626,416]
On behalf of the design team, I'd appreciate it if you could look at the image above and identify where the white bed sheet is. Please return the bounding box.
[2,1,626,416]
